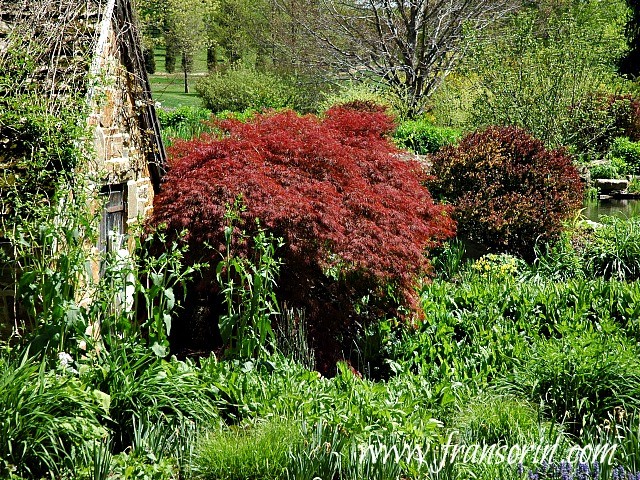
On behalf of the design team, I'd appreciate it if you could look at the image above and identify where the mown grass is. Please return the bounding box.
[149,75,204,109]
[149,47,208,109]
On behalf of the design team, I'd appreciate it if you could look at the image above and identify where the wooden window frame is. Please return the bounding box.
[99,183,127,255]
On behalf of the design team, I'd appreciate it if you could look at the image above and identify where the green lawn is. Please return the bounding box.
[149,74,204,109]
[149,47,208,109]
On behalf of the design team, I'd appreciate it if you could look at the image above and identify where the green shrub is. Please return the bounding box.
[394,118,461,154]
[589,158,629,179]
[214,108,259,122]
[195,67,301,113]
[108,451,178,480]
[567,94,640,160]
[157,106,213,146]
[609,136,640,174]
[502,330,640,435]
[158,106,212,129]
[396,268,640,391]
[408,272,536,387]
[629,177,640,193]
[428,126,584,261]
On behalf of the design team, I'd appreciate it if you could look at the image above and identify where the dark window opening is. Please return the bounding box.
[99,184,127,255]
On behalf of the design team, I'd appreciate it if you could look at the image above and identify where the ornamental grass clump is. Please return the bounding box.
[150,106,455,370]
[502,330,640,436]
[578,216,640,281]
[0,351,107,478]
[428,126,584,261]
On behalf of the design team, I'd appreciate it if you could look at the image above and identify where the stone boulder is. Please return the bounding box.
[595,178,629,194]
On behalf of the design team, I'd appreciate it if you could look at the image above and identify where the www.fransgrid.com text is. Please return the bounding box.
[358,433,618,473]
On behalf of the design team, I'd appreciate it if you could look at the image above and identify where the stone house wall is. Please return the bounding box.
[0,0,165,330]
[87,17,155,237]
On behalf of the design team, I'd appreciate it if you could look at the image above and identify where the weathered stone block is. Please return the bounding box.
[596,178,629,193]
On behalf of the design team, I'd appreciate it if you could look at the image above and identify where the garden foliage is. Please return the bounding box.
[157,106,213,146]
[0,352,106,477]
[195,66,304,113]
[466,0,626,148]
[589,157,630,179]
[0,72,86,227]
[150,107,455,367]
[428,126,583,260]
[580,215,640,281]
[609,136,640,174]
[317,82,398,117]
[505,329,640,435]
[393,118,461,155]
[568,93,640,161]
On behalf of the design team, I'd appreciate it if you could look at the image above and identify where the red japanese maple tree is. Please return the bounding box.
[150,107,455,368]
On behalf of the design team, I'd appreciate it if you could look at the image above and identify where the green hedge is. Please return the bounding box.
[196,67,302,113]
[393,118,461,154]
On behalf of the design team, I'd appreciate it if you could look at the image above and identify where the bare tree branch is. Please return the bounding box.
[278,0,520,115]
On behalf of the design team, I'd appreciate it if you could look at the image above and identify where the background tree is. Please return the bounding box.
[220,0,274,66]
[465,0,628,148]
[619,0,640,77]
[164,0,214,92]
[206,0,313,74]
[134,0,165,73]
[277,0,520,117]
[135,0,217,82]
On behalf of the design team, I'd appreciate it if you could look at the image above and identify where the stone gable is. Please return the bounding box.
[0,0,166,330]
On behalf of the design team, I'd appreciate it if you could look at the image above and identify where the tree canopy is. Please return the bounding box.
[276,0,520,116]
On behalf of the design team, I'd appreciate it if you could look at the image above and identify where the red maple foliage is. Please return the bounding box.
[150,107,455,368]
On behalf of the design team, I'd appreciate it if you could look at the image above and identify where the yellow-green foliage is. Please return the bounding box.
[194,419,302,480]
[471,254,523,280]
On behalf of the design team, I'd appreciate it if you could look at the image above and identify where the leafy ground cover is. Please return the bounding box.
[4,208,640,479]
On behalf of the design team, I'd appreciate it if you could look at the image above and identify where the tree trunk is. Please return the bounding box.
[207,46,217,71]
[182,52,189,94]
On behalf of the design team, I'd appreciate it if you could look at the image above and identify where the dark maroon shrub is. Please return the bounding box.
[428,126,583,261]
[149,108,455,370]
